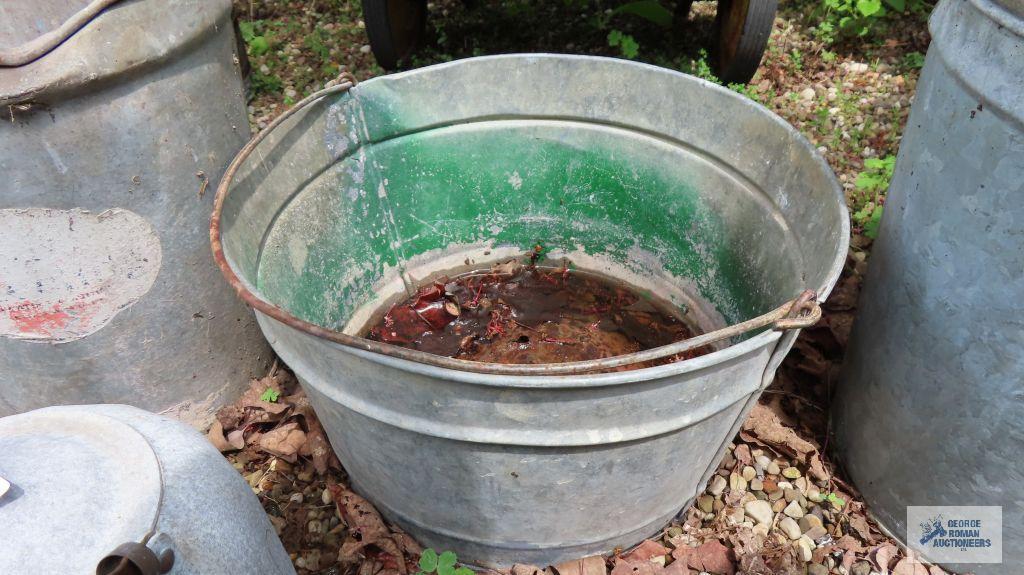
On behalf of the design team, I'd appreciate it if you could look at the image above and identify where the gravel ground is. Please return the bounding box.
[221,2,941,574]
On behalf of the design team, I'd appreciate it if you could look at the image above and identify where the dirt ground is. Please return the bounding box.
[215,2,943,574]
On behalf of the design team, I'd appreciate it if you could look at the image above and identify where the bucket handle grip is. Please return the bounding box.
[211,75,821,375]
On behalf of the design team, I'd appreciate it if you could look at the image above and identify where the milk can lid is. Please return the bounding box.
[0,1,120,67]
[0,406,163,573]
[0,0,231,105]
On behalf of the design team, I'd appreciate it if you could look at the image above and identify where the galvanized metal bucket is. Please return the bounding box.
[0,404,295,575]
[212,55,848,566]
[0,0,272,425]
[834,1,1024,573]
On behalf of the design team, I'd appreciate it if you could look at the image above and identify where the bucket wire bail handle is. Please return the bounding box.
[774,289,820,330]
[212,73,822,376]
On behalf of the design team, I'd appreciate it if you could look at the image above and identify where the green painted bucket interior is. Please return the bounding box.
[254,87,802,337]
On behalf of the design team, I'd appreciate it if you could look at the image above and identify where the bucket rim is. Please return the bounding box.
[212,55,848,377]
[259,310,783,387]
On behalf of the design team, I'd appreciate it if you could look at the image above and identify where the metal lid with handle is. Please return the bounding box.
[0,409,172,574]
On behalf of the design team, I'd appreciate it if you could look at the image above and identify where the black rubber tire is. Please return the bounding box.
[362,0,428,70]
[714,0,778,84]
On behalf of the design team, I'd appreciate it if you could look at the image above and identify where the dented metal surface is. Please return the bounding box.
[834,1,1024,573]
[0,0,271,425]
[215,55,848,565]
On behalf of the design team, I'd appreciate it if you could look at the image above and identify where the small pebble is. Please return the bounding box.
[749,478,763,492]
[772,499,788,513]
[808,563,829,575]
[754,455,772,471]
[784,500,806,519]
[360,44,372,54]
[779,516,802,540]
[289,493,304,504]
[726,507,746,525]
[729,472,747,492]
[697,494,714,514]
[851,563,872,575]
[708,475,727,497]
[767,461,781,475]
[795,537,813,562]
[783,467,802,479]
[741,466,756,482]
[744,500,774,525]
[806,525,829,540]
[322,489,333,505]
[800,514,824,533]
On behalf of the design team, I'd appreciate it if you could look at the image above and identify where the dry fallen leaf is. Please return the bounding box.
[301,421,333,474]
[740,404,828,481]
[685,540,735,575]
[226,429,246,450]
[259,422,306,461]
[609,559,659,575]
[206,420,235,452]
[848,513,879,544]
[240,376,291,417]
[834,535,867,553]
[619,540,669,564]
[553,555,607,575]
[872,543,899,573]
[330,484,412,573]
[893,558,929,575]
[733,444,752,467]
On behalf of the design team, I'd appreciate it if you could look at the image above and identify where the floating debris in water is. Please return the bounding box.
[365,256,711,368]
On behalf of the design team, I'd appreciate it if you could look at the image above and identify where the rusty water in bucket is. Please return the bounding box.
[364,257,712,368]
[212,56,848,566]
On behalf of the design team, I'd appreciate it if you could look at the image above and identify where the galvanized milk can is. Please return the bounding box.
[834,1,1024,573]
[0,0,271,424]
[0,404,295,574]
[212,55,849,566]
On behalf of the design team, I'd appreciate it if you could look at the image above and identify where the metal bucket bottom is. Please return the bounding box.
[303,381,749,566]
[217,56,848,566]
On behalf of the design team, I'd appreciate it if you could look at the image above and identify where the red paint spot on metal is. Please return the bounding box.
[1,292,105,339]
[7,301,72,336]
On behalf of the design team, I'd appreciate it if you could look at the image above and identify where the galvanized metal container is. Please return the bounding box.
[213,55,848,566]
[0,0,272,425]
[0,404,295,574]
[833,1,1024,572]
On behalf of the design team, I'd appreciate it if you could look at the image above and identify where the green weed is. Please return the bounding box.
[851,155,895,238]
[417,549,473,575]
[607,29,640,59]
